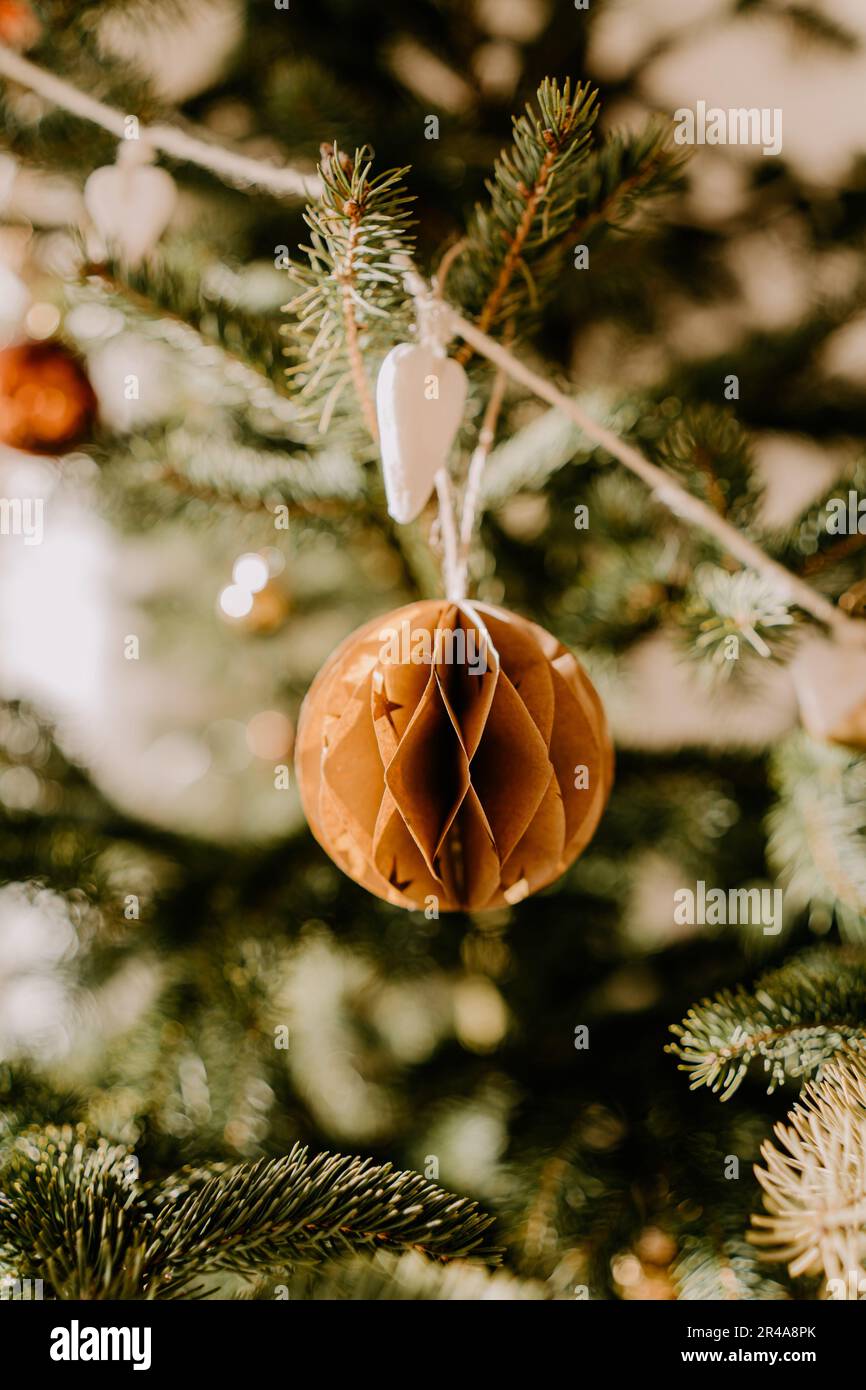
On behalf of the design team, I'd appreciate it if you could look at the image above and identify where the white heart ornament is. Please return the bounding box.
[792,633,866,745]
[84,160,177,267]
[376,343,468,524]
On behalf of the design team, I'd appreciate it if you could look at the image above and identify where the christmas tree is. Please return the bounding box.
[2,0,866,1307]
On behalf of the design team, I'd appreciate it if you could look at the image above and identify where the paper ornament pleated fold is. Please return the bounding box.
[295,600,613,912]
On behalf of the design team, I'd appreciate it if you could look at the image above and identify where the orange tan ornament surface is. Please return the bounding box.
[295,600,613,912]
[0,340,97,454]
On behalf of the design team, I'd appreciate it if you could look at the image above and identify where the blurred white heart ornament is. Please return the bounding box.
[84,144,177,267]
[376,343,467,524]
[792,633,866,749]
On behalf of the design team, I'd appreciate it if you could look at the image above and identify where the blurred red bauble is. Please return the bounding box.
[0,0,41,50]
[0,341,97,454]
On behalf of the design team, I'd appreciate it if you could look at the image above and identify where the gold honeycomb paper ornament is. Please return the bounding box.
[296,600,613,912]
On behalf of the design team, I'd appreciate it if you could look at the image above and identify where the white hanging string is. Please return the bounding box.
[3,48,861,642]
[0,46,318,199]
[454,364,506,601]
[413,271,463,602]
[403,264,865,647]
[433,470,462,603]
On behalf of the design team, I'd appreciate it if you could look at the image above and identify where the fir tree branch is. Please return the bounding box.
[74,263,300,427]
[654,405,760,529]
[668,947,866,1101]
[284,145,415,439]
[569,118,685,244]
[92,424,364,517]
[451,77,599,364]
[339,202,380,443]
[0,1129,154,1301]
[673,1235,790,1301]
[679,566,796,679]
[749,1051,866,1290]
[767,735,866,939]
[0,1129,499,1299]
[263,1248,547,1301]
[479,406,590,506]
[776,455,866,579]
[409,269,866,648]
[448,93,682,365]
[145,1143,500,1292]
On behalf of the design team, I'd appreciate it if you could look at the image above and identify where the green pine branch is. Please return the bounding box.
[748,1051,866,1288]
[646,405,800,679]
[570,116,687,242]
[644,403,800,678]
[673,1235,790,1301]
[92,423,364,521]
[0,1130,153,1300]
[145,1145,499,1294]
[767,734,866,939]
[447,86,682,358]
[0,1127,499,1299]
[773,454,866,587]
[283,144,415,441]
[668,946,866,1100]
[655,405,760,526]
[448,77,599,356]
[75,258,297,422]
[679,566,796,680]
[260,1248,548,1301]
